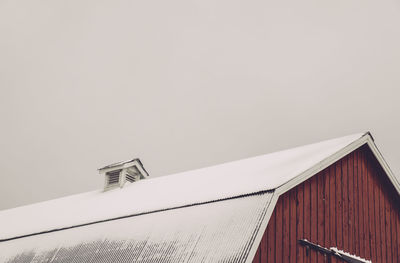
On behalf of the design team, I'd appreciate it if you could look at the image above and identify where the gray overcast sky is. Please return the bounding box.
[0,0,399,210]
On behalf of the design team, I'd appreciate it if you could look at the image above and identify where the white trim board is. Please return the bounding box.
[245,192,279,263]
[275,133,400,197]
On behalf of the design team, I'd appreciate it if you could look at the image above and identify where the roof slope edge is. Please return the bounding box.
[275,132,400,196]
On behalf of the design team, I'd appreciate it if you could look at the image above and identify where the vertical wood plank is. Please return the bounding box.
[353,150,361,255]
[385,192,392,263]
[367,154,376,262]
[342,156,349,252]
[324,168,330,248]
[297,183,304,263]
[396,211,400,263]
[358,150,369,258]
[361,150,370,259]
[290,189,297,262]
[304,179,311,263]
[276,198,283,263]
[374,163,382,262]
[329,165,337,263]
[317,171,325,250]
[390,202,397,263]
[283,193,290,262]
[348,153,354,254]
[260,227,268,263]
[357,149,365,259]
[380,179,387,263]
[267,210,276,263]
[336,160,343,250]
[310,175,318,263]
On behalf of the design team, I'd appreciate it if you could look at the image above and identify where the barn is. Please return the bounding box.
[0,132,399,262]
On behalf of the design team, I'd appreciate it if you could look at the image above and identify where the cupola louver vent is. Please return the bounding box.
[106,170,121,185]
[99,159,149,191]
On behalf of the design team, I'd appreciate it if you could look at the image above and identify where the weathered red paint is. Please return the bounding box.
[253,145,400,263]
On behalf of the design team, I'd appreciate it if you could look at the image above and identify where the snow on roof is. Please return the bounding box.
[0,192,274,262]
[0,133,365,241]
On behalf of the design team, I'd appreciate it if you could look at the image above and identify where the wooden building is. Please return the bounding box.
[0,132,399,262]
[252,135,400,263]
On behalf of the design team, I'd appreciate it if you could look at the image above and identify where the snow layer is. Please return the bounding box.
[0,133,364,240]
[330,247,372,263]
[0,192,274,263]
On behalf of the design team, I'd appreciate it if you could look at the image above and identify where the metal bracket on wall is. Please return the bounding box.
[298,239,372,263]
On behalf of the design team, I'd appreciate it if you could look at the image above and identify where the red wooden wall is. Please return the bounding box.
[252,145,400,263]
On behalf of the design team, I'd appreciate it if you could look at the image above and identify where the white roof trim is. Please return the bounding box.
[366,136,400,196]
[244,192,279,263]
[275,132,400,197]
[275,133,368,196]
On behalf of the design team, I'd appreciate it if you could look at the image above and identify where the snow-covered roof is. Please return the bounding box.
[2,132,400,263]
[0,192,274,262]
[0,133,371,241]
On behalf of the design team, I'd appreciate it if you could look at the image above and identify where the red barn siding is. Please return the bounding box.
[253,145,400,263]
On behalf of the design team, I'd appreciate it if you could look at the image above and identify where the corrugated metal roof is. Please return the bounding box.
[0,133,365,241]
[0,192,274,263]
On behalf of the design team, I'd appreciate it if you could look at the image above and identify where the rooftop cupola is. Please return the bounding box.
[99,158,149,191]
